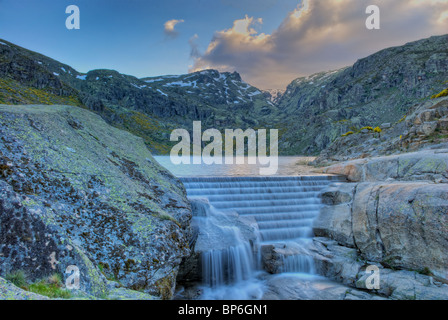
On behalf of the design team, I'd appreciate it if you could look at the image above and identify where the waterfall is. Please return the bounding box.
[182,175,344,293]
[189,199,257,289]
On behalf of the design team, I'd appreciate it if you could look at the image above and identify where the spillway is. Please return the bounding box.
[183,176,343,243]
[181,175,345,293]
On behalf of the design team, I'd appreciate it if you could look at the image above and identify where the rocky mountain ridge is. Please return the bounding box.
[276,34,448,155]
[1,35,446,156]
[0,39,279,155]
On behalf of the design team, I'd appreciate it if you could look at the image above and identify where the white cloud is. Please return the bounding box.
[164,19,185,38]
[192,0,448,89]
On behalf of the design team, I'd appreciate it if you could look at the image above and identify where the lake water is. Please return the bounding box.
[153,156,319,177]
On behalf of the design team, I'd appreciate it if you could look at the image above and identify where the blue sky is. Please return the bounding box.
[0,0,299,77]
[0,0,447,89]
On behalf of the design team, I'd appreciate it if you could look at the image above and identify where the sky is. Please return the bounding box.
[0,0,447,89]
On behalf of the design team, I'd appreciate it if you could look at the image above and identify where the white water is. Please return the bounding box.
[181,175,345,299]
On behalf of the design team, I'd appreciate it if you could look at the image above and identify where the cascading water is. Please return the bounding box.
[187,198,263,299]
[181,175,345,298]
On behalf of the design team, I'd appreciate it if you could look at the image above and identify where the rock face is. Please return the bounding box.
[310,238,448,300]
[315,96,448,164]
[261,273,386,300]
[323,149,448,183]
[314,183,357,248]
[277,34,448,155]
[313,150,448,290]
[352,182,448,278]
[0,104,192,299]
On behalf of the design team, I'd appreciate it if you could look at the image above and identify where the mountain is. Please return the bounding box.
[263,89,285,104]
[0,39,279,154]
[1,35,447,156]
[276,34,448,155]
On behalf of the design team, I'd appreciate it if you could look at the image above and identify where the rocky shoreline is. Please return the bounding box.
[310,148,448,299]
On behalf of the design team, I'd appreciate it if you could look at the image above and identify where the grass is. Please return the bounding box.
[28,279,72,299]
[397,115,407,124]
[5,271,72,299]
[417,267,432,276]
[5,270,28,289]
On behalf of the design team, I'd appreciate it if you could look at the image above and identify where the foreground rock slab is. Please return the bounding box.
[0,277,49,300]
[262,274,386,300]
[0,105,192,299]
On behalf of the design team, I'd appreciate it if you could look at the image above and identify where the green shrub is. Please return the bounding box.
[5,270,28,289]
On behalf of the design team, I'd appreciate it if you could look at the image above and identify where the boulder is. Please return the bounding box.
[418,121,438,136]
[325,150,448,183]
[313,183,356,247]
[0,105,192,299]
[313,204,355,248]
[260,241,314,274]
[310,238,448,300]
[352,182,448,279]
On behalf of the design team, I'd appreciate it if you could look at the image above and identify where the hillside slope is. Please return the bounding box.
[277,34,448,155]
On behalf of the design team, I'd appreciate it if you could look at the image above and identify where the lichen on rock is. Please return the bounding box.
[0,104,192,299]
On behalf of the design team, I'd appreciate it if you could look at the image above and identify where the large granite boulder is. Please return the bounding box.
[352,182,448,279]
[310,238,448,300]
[324,150,448,183]
[0,105,192,299]
[313,183,357,248]
[315,151,448,282]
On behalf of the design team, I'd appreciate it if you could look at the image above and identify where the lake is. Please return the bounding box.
[153,156,320,177]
